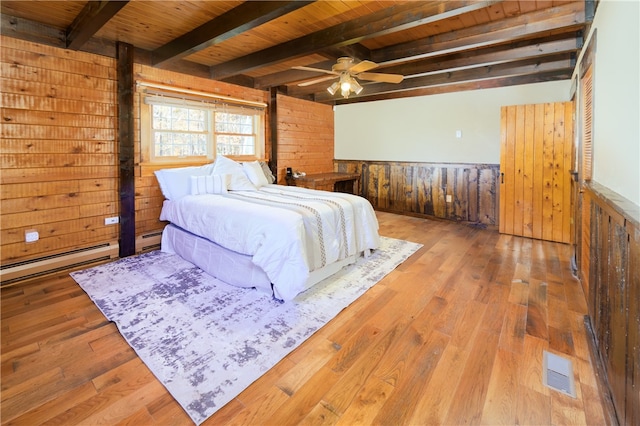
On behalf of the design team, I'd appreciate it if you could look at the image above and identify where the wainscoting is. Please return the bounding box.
[335,160,499,226]
[580,182,639,426]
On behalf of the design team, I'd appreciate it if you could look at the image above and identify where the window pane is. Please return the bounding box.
[154,132,209,157]
[215,112,253,134]
[152,104,208,158]
[216,135,255,156]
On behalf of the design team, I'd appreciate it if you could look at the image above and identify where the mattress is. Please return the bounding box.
[159,184,380,301]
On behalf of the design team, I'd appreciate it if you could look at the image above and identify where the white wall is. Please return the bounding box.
[587,0,640,206]
[335,80,572,164]
[336,1,640,207]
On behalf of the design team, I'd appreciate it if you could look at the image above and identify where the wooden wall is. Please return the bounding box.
[132,65,270,243]
[582,183,639,426]
[1,36,119,266]
[276,94,334,183]
[0,35,335,273]
[335,160,499,225]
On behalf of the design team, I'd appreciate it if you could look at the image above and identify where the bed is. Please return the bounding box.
[155,156,380,301]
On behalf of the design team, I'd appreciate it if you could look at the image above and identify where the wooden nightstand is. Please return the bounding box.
[287,172,361,194]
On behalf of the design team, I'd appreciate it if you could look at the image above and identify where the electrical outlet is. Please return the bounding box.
[446,194,452,203]
[25,230,39,243]
[105,216,119,225]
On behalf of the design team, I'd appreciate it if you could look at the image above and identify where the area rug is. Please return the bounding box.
[70,236,421,425]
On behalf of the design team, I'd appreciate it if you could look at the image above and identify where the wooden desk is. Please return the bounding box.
[287,172,361,194]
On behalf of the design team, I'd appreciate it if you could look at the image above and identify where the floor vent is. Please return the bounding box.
[543,350,577,398]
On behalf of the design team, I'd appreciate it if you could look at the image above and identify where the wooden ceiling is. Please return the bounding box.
[1,1,593,104]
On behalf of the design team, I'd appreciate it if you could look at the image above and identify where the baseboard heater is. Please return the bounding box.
[0,241,119,287]
[135,230,163,253]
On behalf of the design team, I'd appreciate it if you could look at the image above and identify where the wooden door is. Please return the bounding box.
[499,102,573,243]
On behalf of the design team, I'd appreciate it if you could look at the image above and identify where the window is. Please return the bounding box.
[142,93,265,163]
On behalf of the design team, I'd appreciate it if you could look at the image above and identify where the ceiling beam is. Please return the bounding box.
[254,60,337,89]
[152,1,314,66]
[210,0,502,79]
[313,53,575,102]
[331,70,574,104]
[371,2,585,66]
[289,34,580,97]
[66,1,129,50]
[254,44,373,89]
[382,34,582,77]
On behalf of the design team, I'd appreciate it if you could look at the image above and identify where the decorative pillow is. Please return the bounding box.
[259,161,276,184]
[212,155,256,191]
[190,174,228,195]
[154,162,215,200]
[243,161,270,188]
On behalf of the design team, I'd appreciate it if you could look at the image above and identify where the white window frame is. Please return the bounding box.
[141,93,265,164]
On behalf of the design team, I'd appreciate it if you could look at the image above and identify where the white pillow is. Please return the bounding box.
[243,161,270,188]
[154,163,215,200]
[212,155,256,191]
[259,161,275,184]
[190,174,228,195]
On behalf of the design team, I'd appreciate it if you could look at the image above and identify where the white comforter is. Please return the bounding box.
[159,185,380,300]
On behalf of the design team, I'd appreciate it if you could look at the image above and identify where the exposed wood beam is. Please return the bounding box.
[372,2,585,65]
[381,34,582,77]
[1,13,65,48]
[254,45,373,89]
[210,0,502,79]
[331,70,574,104]
[152,1,314,66]
[321,44,372,64]
[254,59,336,89]
[289,34,581,97]
[314,54,575,102]
[66,1,128,50]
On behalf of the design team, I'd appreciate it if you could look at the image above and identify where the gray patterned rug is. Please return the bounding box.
[70,236,421,425]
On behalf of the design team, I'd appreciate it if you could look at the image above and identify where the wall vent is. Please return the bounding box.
[0,242,119,287]
[543,350,577,398]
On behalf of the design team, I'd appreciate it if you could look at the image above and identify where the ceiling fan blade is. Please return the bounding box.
[349,60,378,74]
[297,75,338,87]
[357,72,404,84]
[292,66,338,76]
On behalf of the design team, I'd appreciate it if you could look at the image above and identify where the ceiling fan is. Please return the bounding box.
[293,57,404,98]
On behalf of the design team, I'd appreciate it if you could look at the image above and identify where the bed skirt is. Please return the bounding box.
[161,224,362,300]
[161,224,273,294]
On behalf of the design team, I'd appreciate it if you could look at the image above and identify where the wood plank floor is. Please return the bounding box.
[1,211,608,425]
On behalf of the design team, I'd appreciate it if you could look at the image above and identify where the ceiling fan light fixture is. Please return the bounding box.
[351,78,363,94]
[327,81,339,95]
[340,78,351,93]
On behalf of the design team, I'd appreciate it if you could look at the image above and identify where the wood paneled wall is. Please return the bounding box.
[276,94,334,183]
[582,183,639,426]
[335,160,499,225]
[132,65,270,240]
[0,35,334,271]
[1,36,119,265]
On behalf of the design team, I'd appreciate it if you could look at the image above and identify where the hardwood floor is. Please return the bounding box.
[1,212,608,425]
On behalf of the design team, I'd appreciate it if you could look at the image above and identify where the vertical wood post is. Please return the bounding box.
[269,87,279,181]
[117,42,135,257]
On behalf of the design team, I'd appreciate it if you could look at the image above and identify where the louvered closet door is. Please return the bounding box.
[499,102,574,243]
